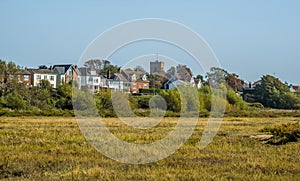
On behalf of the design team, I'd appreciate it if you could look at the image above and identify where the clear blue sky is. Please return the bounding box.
[1,0,299,84]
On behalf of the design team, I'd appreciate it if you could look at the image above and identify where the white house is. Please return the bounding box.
[78,67,105,93]
[106,79,124,92]
[28,69,57,88]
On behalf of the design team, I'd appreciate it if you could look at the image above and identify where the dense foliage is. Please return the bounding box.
[254,75,300,109]
[261,121,300,145]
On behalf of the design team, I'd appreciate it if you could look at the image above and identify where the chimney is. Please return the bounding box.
[249,82,252,88]
[49,66,53,71]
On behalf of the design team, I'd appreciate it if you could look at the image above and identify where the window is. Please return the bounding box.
[44,75,47,79]
[18,75,20,81]
[50,76,54,81]
[88,77,93,83]
[69,70,72,76]
[36,75,41,80]
[24,75,29,81]
[133,84,136,88]
[51,84,54,88]
[144,84,147,89]
[94,79,98,83]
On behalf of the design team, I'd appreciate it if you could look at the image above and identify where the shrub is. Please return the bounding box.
[5,92,27,110]
[261,121,300,145]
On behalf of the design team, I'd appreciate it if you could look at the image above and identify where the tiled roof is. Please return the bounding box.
[53,64,72,74]
[78,67,97,76]
[28,68,56,75]
[16,69,31,75]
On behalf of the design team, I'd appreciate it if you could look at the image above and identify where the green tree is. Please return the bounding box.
[56,82,73,110]
[254,75,300,109]
[100,64,119,77]
[206,67,227,89]
[5,92,27,110]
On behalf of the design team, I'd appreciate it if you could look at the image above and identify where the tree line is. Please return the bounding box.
[0,59,299,117]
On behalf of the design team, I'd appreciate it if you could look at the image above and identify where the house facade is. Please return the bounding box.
[78,67,106,93]
[16,69,32,86]
[53,65,80,86]
[117,70,149,93]
[28,69,57,88]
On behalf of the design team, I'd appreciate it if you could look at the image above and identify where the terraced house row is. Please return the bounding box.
[15,64,150,93]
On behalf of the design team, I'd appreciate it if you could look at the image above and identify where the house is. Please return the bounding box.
[16,68,32,86]
[163,76,189,89]
[28,68,57,88]
[289,84,300,92]
[53,64,80,86]
[105,78,124,92]
[163,74,200,90]
[119,69,149,93]
[78,67,105,93]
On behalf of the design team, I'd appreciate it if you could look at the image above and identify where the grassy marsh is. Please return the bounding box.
[0,117,299,180]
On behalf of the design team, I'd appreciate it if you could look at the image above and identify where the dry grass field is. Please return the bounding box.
[0,116,299,180]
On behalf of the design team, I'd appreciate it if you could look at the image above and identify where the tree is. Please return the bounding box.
[84,59,119,77]
[195,74,206,85]
[5,92,27,110]
[166,66,176,77]
[226,73,243,91]
[0,60,6,83]
[134,65,146,73]
[55,82,73,110]
[254,75,300,109]
[84,59,104,72]
[175,64,193,81]
[38,65,48,69]
[100,65,119,77]
[206,67,243,91]
[206,67,227,89]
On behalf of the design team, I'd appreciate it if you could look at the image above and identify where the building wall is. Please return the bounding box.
[150,61,164,74]
[107,79,124,92]
[32,73,57,88]
[80,75,104,93]
[18,74,32,86]
[64,68,78,84]
[130,81,149,93]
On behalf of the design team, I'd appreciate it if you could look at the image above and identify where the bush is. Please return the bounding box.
[5,92,27,110]
[227,90,248,110]
[261,121,300,145]
[249,102,264,109]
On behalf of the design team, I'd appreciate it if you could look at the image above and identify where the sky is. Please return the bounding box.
[0,0,299,84]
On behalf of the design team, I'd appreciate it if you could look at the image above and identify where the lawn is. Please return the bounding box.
[0,117,299,180]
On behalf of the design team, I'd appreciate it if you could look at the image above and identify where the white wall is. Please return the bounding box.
[33,73,57,88]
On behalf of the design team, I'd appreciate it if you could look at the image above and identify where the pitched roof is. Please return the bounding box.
[53,64,72,74]
[120,69,148,82]
[28,68,56,75]
[110,73,127,81]
[16,69,31,75]
[78,67,97,76]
